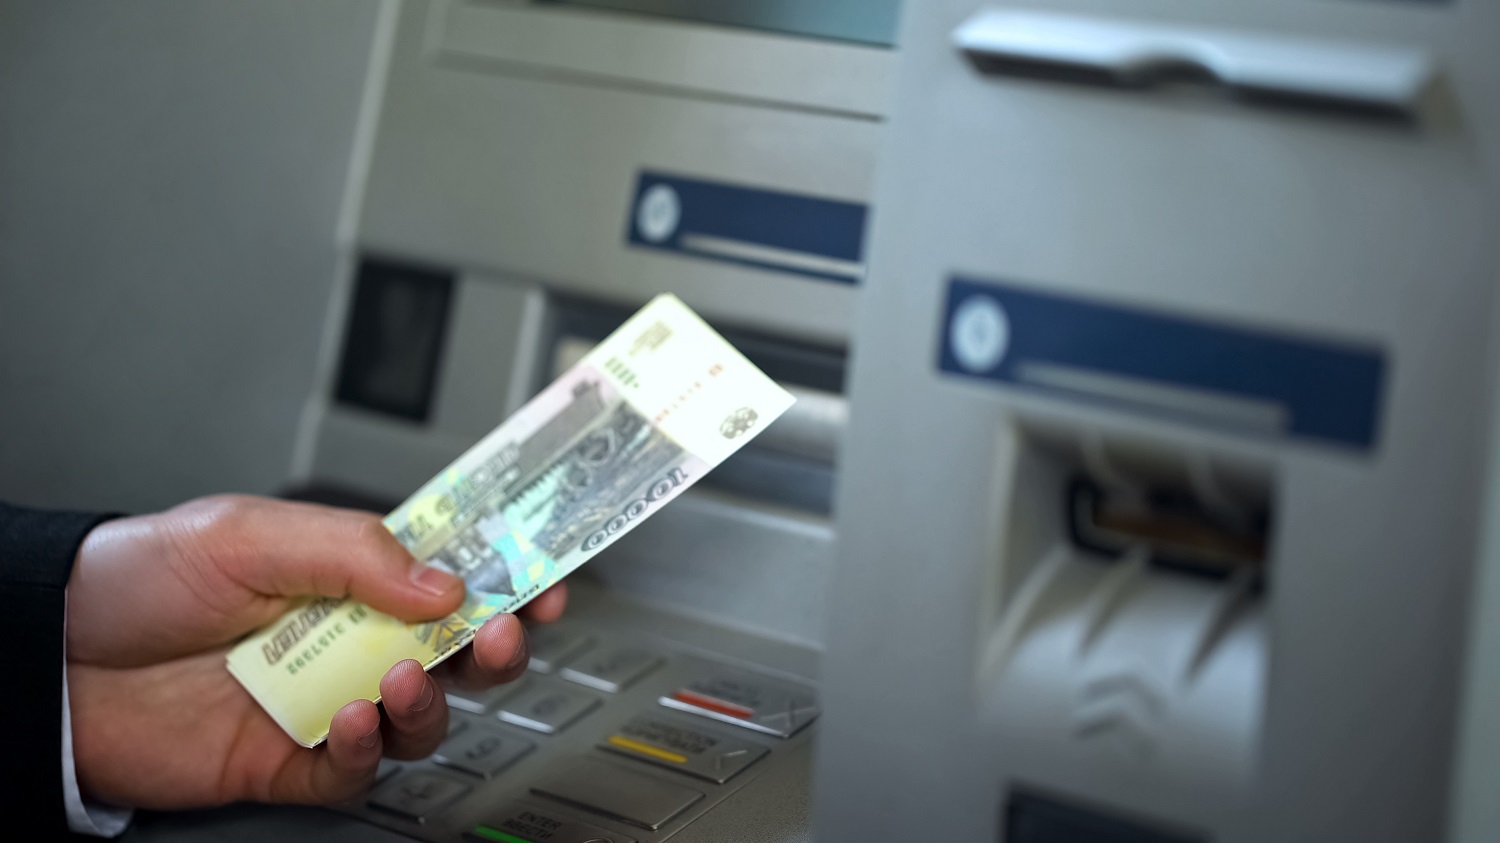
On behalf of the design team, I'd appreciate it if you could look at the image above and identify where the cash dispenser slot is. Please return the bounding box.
[1019,427,1274,583]
[979,425,1272,822]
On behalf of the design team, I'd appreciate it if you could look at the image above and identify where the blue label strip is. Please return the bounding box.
[938,277,1387,450]
[625,171,867,285]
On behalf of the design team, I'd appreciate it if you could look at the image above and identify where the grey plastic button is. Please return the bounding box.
[448,677,531,715]
[469,803,638,843]
[559,646,662,693]
[499,683,602,734]
[600,714,767,784]
[528,626,594,673]
[434,727,535,779]
[659,672,820,738]
[531,759,703,830]
[374,759,402,784]
[367,771,471,822]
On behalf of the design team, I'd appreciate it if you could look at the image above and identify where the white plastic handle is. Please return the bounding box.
[953,8,1436,112]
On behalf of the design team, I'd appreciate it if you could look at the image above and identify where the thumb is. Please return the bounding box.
[185,496,465,622]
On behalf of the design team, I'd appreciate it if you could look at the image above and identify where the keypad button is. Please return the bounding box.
[434,727,535,779]
[374,759,402,784]
[468,802,637,843]
[659,672,820,738]
[601,714,767,784]
[367,770,471,822]
[531,758,703,831]
[499,683,602,734]
[527,626,594,673]
[559,647,661,693]
[448,678,531,715]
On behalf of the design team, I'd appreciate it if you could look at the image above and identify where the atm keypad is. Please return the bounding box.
[367,770,472,822]
[659,672,820,738]
[375,759,402,784]
[531,758,704,830]
[528,627,595,673]
[468,802,638,843]
[340,624,817,842]
[600,714,767,783]
[447,677,529,715]
[499,683,603,735]
[560,646,661,693]
[434,727,535,779]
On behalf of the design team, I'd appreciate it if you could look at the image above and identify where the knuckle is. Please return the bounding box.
[178,493,257,537]
[350,515,401,560]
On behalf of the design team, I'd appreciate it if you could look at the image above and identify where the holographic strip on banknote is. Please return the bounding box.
[227,294,795,746]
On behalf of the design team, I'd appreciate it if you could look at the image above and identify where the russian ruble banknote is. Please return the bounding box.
[227,294,795,746]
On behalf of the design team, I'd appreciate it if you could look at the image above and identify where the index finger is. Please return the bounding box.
[518,582,568,624]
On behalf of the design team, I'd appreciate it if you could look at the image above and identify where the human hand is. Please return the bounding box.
[63,494,567,809]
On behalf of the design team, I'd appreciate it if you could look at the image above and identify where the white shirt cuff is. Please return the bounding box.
[62,595,133,836]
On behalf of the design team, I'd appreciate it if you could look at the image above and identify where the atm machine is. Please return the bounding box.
[820,1,1500,842]
[130,0,1500,842]
[131,1,895,841]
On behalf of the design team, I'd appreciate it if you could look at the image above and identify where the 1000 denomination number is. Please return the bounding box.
[581,467,689,551]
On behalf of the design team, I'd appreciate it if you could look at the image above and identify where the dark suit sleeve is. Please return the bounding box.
[0,503,122,836]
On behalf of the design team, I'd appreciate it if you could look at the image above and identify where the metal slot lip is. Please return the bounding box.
[952,7,1435,114]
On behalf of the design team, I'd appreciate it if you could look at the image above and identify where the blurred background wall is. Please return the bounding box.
[0,0,379,513]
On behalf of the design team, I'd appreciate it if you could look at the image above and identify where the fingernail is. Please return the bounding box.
[409,678,435,714]
[357,726,379,749]
[411,564,461,596]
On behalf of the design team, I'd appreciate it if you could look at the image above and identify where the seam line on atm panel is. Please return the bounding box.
[429,51,887,122]
[290,0,403,484]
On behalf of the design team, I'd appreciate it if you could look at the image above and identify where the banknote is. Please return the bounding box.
[227,294,795,746]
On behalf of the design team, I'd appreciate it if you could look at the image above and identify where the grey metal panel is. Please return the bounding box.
[304,0,866,652]
[587,489,836,649]
[430,275,543,438]
[1450,289,1500,843]
[310,405,473,497]
[357,0,876,348]
[433,0,896,116]
[819,2,1500,843]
